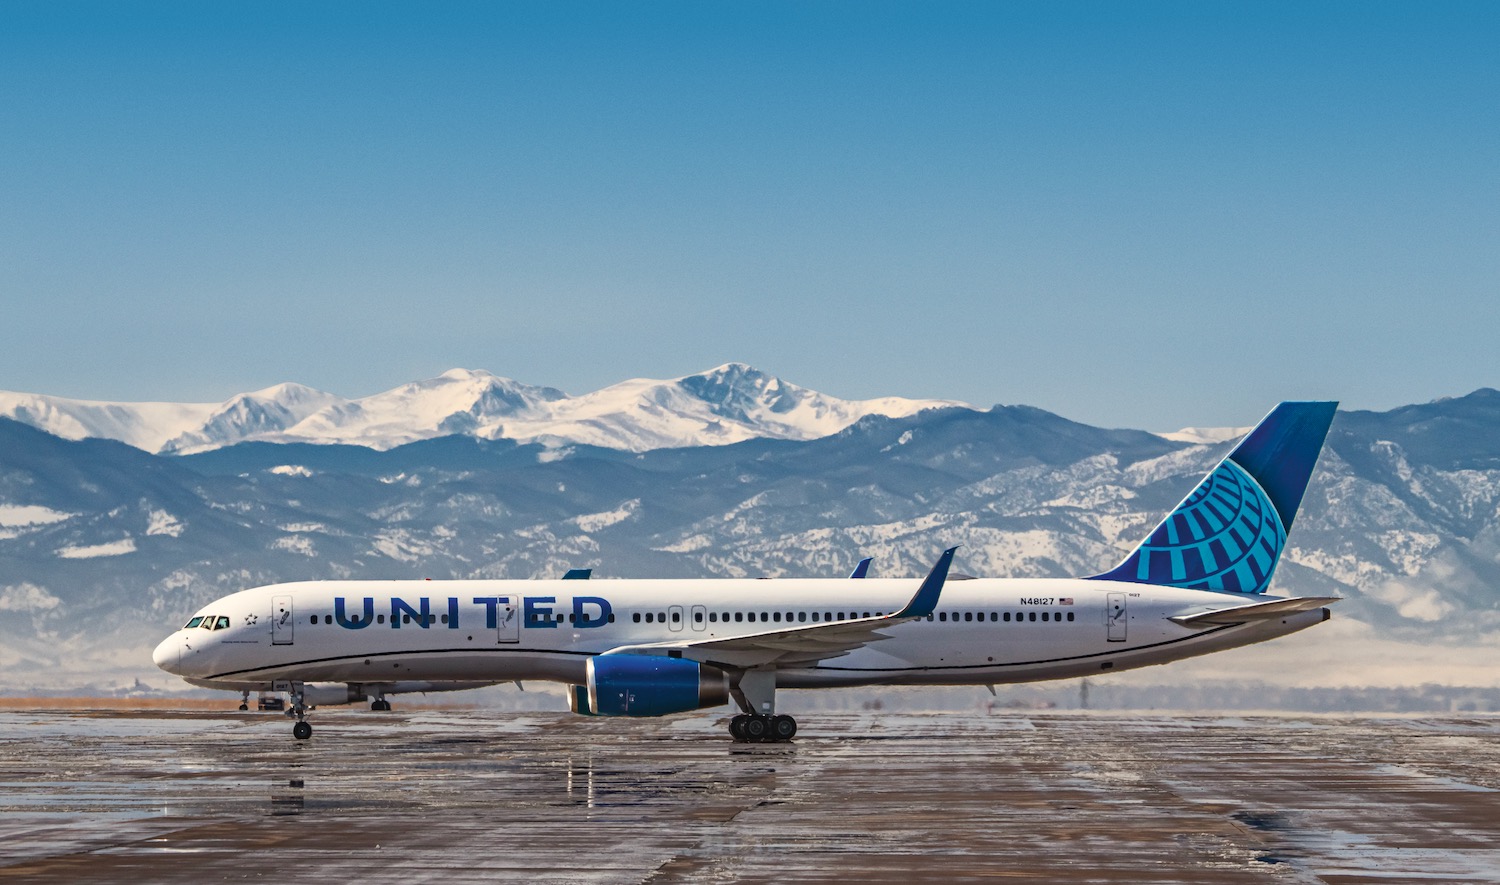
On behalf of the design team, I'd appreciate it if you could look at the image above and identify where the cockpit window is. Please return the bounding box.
[184,616,204,629]
[214,616,231,630]
[199,616,216,629]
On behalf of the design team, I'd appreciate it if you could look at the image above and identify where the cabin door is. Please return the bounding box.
[496,596,519,643]
[1106,592,1127,642]
[272,595,294,645]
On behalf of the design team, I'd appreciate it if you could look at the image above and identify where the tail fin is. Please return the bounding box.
[1091,401,1338,595]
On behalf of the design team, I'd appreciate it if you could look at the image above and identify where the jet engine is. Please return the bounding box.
[581,655,729,716]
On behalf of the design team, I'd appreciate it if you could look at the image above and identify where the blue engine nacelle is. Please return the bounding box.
[582,655,730,716]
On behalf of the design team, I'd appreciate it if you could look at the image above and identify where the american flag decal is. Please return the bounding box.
[1059,598,1074,605]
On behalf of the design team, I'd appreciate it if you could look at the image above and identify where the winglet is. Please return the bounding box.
[893,547,958,619]
[848,557,872,579]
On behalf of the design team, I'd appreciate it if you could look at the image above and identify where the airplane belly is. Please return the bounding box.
[201,645,588,686]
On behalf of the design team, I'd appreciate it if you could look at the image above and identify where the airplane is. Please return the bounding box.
[153,401,1340,742]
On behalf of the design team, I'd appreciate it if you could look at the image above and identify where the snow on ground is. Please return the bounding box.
[1154,425,1252,445]
[146,510,184,537]
[571,500,640,533]
[0,505,74,527]
[0,391,218,451]
[56,538,137,559]
[272,535,318,557]
[0,583,61,612]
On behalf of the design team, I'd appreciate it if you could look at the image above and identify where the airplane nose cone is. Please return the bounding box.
[152,634,179,673]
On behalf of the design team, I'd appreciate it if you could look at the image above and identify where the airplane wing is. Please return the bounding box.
[601,547,957,669]
[1168,595,1340,627]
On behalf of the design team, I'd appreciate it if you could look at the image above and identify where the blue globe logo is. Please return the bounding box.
[1131,460,1286,594]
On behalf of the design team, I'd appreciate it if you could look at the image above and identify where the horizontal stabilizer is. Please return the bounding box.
[1169,596,1339,626]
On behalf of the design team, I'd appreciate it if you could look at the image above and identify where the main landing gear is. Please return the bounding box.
[729,713,797,743]
[370,699,391,711]
[728,670,795,742]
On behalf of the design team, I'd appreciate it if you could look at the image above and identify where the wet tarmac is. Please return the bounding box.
[3,707,1500,883]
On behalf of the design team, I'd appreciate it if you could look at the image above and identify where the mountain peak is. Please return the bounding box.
[437,367,500,383]
[1,365,966,454]
[697,361,761,378]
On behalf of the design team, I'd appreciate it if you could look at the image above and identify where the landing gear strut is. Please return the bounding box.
[728,670,794,742]
[285,682,312,740]
[729,714,797,743]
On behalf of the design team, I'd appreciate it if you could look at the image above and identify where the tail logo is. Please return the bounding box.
[1125,460,1287,595]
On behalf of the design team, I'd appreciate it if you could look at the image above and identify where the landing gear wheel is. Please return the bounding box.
[293,721,312,740]
[370,699,391,712]
[741,715,769,742]
[729,714,747,741]
[239,703,249,711]
[772,714,797,741]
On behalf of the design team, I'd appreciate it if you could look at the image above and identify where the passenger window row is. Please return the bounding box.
[632,610,882,625]
[308,613,469,625]
[931,611,1075,623]
[290,608,1076,628]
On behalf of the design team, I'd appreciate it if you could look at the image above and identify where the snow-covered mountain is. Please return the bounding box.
[0,364,966,454]
[0,391,219,452]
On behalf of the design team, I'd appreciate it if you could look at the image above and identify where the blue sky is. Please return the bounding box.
[2,2,1496,430]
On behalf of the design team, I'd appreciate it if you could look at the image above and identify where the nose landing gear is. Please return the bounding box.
[285,682,313,740]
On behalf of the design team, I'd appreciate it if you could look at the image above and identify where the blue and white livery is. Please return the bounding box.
[153,402,1340,742]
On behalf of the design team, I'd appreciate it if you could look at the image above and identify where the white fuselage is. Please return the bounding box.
[153,577,1328,693]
